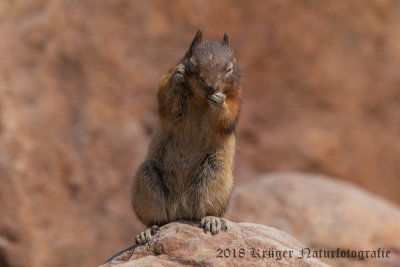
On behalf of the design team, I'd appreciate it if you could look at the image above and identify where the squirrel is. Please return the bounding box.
[131,29,242,244]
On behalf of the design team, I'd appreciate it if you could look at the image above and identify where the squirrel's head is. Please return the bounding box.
[182,29,240,98]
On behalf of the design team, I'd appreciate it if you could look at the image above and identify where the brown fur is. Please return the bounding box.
[131,30,242,227]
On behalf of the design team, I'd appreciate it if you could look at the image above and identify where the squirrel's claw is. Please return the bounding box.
[135,229,151,244]
[175,63,185,75]
[135,225,160,245]
[200,216,228,235]
[207,92,226,105]
[171,63,186,85]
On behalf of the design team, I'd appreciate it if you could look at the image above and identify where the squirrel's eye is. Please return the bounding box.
[226,67,233,75]
[226,62,234,74]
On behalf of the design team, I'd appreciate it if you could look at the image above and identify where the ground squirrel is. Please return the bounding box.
[131,29,242,244]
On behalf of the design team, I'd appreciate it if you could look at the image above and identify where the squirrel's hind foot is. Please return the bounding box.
[200,216,228,235]
[135,225,160,245]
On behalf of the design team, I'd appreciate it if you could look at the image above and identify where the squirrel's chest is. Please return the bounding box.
[160,130,212,181]
[157,110,222,181]
[162,134,205,170]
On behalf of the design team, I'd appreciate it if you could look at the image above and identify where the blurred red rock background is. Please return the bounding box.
[0,0,400,266]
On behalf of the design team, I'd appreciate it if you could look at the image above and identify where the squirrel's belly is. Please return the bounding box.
[163,149,202,187]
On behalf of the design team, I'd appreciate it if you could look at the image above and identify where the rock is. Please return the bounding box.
[100,220,329,267]
[229,173,400,267]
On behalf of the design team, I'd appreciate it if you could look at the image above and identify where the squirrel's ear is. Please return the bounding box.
[222,32,230,47]
[185,28,203,58]
[223,32,236,62]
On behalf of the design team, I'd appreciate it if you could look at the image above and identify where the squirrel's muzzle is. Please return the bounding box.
[205,85,215,95]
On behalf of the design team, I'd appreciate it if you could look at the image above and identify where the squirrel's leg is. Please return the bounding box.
[158,63,189,125]
[184,153,232,235]
[131,160,169,244]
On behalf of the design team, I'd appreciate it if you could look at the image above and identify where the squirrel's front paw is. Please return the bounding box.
[207,92,226,106]
[171,63,186,85]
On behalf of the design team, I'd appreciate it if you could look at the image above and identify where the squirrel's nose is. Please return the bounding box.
[206,85,215,94]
